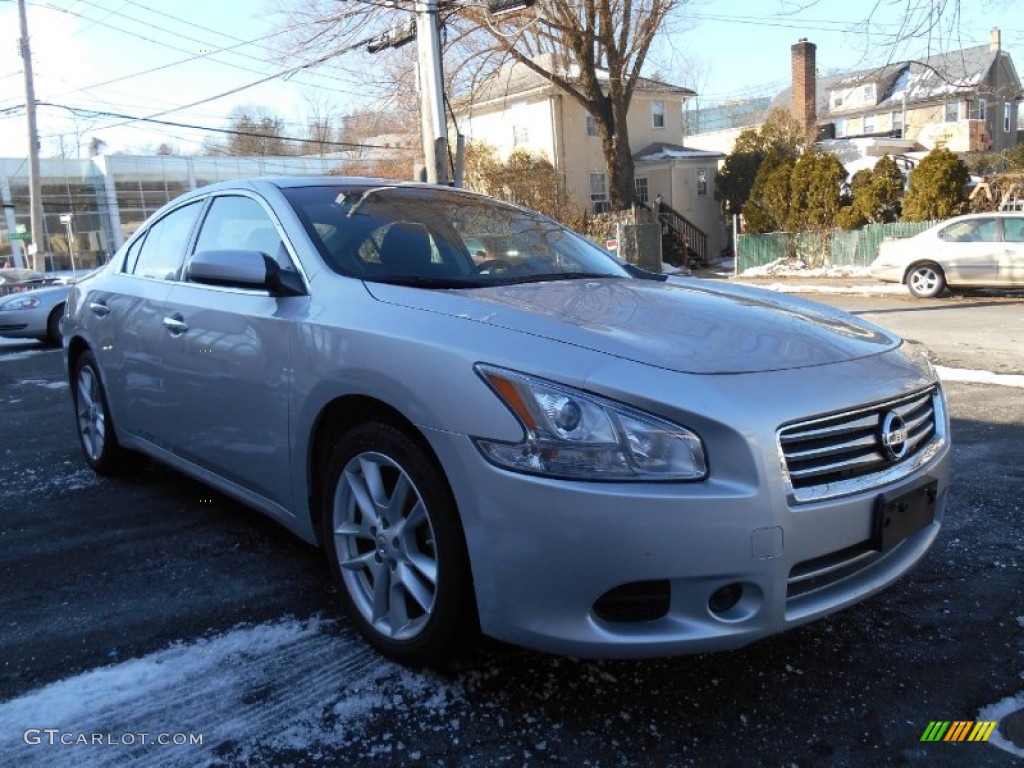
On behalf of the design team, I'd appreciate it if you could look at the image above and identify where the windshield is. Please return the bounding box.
[281,184,630,287]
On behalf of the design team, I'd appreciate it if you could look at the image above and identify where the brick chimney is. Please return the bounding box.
[791,38,817,137]
[990,28,1001,53]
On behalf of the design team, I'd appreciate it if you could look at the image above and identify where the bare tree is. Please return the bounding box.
[275,0,692,211]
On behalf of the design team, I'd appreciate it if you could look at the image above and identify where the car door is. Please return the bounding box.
[158,193,307,509]
[998,216,1024,285]
[87,200,204,446]
[936,217,999,284]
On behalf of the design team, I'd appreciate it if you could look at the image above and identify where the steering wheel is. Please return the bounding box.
[472,258,515,275]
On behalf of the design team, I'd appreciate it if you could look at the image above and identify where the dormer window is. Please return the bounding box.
[862,84,875,103]
[831,92,844,109]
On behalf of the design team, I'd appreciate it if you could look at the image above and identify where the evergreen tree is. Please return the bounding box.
[742,150,795,233]
[902,149,969,221]
[788,148,847,230]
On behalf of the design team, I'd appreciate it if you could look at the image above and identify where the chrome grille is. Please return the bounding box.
[779,388,941,503]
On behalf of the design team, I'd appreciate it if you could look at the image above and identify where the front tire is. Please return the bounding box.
[321,422,473,665]
[906,262,946,298]
[72,351,128,475]
[45,304,64,346]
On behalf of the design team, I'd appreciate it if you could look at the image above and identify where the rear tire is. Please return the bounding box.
[906,262,946,298]
[45,304,64,346]
[72,351,129,475]
[321,422,473,666]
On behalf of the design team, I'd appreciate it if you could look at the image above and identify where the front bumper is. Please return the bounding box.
[869,263,905,284]
[423,416,950,659]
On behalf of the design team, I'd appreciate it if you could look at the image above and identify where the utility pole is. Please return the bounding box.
[17,0,44,272]
[415,0,449,185]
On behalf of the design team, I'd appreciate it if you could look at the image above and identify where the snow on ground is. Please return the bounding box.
[0,348,52,361]
[978,692,1024,758]
[0,459,103,502]
[0,618,463,767]
[15,378,67,390]
[935,366,1024,389]
[736,280,910,295]
[740,258,872,279]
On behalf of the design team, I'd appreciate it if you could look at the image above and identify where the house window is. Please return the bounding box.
[589,172,609,213]
[513,125,529,146]
[634,176,649,204]
[831,92,844,109]
[891,110,903,135]
[696,168,708,198]
[1005,102,1013,132]
[944,102,959,122]
[835,118,847,138]
[969,99,987,120]
[585,113,599,138]
[862,84,874,103]
[652,100,666,129]
[863,114,876,133]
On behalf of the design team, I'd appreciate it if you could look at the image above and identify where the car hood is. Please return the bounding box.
[364,277,900,374]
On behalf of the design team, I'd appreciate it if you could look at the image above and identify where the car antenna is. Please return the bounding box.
[346,186,397,218]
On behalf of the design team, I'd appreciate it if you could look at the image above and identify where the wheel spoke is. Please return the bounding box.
[343,469,381,530]
[359,456,388,507]
[388,576,410,635]
[405,547,438,586]
[339,549,377,572]
[396,562,434,612]
[370,560,391,624]
[384,473,412,526]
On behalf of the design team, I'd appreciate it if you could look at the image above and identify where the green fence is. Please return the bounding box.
[737,221,939,271]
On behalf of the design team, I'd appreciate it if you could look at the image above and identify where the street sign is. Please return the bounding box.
[10,232,30,241]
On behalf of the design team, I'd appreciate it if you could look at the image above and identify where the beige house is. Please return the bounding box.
[456,56,727,258]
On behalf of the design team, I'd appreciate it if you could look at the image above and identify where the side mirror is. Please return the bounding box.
[186,250,305,296]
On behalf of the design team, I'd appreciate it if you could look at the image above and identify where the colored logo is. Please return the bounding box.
[880,410,909,461]
[920,720,997,742]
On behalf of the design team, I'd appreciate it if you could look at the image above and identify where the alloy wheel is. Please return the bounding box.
[332,451,439,641]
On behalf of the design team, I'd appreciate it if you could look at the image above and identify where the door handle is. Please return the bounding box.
[162,315,189,335]
[88,301,111,317]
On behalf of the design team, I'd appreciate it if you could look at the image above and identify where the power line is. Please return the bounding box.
[37,101,416,151]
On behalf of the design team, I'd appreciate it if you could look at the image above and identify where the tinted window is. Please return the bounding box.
[1002,218,1024,242]
[939,218,997,243]
[122,234,146,274]
[193,195,293,272]
[131,202,202,280]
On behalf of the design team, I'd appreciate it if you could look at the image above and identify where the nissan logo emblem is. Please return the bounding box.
[880,411,909,461]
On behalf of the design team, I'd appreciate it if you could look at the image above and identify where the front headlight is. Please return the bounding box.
[0,296,40,311]
[473,365,707,481]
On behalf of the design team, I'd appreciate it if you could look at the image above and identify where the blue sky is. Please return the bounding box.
[0,0,1020,158]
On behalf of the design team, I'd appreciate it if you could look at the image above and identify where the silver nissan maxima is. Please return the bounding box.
[64,178,951,665]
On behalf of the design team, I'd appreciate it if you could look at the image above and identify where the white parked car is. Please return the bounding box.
[870,212,1024,297]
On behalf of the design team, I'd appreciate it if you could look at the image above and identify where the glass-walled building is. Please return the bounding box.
[0,153,359,270]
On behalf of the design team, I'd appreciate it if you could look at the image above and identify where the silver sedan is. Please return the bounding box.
[0,282,71,344]
[64,178,951,664]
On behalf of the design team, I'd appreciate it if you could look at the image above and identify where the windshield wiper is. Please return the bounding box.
[487,272,626,285]
[368,275,480,289]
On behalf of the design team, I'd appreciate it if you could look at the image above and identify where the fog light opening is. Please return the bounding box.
[593,580,670,623]
[708,583,743,615]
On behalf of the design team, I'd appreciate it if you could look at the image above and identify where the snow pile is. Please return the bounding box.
[935,366,1024,389]
[740,258,873,279]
